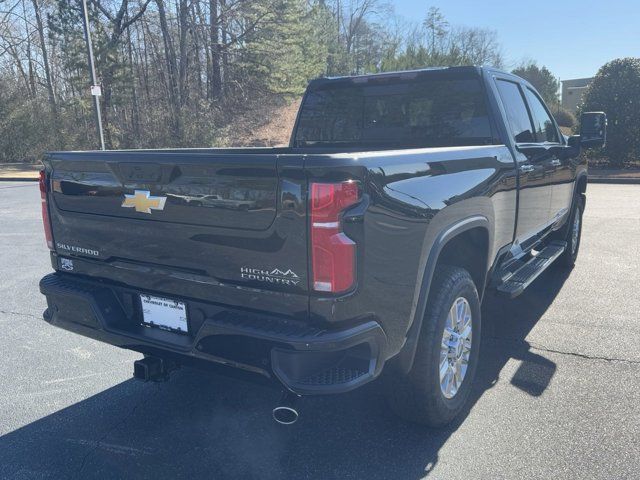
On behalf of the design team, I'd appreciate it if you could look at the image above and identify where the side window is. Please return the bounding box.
[496,80,535,143]
[524,89,559,143]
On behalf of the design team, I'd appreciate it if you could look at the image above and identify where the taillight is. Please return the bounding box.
[310,181,359,293]
[39,170,54,250]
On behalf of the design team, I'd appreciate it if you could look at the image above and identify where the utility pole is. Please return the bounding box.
[80,0,105,150]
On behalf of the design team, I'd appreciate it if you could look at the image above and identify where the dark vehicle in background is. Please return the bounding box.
[38,67,606,427]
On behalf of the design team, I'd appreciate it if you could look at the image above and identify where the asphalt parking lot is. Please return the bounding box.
[0,181,639,479]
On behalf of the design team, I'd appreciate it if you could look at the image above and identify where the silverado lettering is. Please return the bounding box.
[55,243,99,257]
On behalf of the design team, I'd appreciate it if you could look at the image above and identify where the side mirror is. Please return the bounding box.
[580,112,607,149]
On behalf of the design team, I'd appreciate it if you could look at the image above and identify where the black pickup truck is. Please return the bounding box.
[38,66,606,427]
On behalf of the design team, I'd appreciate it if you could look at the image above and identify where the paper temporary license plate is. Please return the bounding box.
[140,294,188,333]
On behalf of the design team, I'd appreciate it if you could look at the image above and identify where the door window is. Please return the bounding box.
[524,89,560,143]
[496,80,534,144]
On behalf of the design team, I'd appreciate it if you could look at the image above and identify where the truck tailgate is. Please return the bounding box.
[43,151,309,318]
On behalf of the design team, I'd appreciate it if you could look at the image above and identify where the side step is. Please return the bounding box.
[497,241,566,298]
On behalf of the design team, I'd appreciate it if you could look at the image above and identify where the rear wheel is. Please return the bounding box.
[557,195,584,268]
[385,266,481,427]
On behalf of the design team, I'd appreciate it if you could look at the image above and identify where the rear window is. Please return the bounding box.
[293,77,493,149]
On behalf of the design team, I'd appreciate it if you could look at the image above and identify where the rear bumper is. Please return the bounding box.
[39,273,387,395]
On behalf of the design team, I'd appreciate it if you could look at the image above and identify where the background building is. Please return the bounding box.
[561,77,594,112]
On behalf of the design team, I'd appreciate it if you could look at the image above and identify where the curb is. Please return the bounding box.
[588,177,640,185]
[0,177,39,182]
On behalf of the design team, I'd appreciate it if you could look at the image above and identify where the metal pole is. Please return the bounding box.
[80,0,105,150]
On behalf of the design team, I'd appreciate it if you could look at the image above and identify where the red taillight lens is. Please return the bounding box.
[310,181,359,293]
[39,170,54,250]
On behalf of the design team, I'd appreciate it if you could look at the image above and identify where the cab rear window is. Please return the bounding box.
[294,77,493,149]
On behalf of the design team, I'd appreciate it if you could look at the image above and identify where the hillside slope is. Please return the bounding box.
[229,98,301,147]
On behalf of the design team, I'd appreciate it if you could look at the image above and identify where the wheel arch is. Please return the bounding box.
[394,215,491,374]
[556,171,588,234]
[577,172,588,195]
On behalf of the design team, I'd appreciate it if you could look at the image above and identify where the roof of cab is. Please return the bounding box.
[307,66,506,89]
[306,65,535,95]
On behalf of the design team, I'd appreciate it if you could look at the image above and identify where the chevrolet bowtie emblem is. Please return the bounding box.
[121,190,167,214]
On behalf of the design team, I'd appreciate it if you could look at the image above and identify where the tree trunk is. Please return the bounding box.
[220,0,228,95]
[189,2,204,99]
[126,16,141,144]
[100,64,115,149]
[31,0,56,111]
[193,0,212,100]
[156,0,183,142]
[31,0,60,144]
[21,0,36,97]
[178,0,189,106]
[209,0,222,99]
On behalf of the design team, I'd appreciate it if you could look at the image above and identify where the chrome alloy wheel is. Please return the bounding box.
[439,297,472,399]
[571,209,581,255]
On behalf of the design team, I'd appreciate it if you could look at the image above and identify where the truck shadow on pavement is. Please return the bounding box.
[0,268,571,479]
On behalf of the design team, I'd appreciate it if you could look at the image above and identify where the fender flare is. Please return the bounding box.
[395,215,491,374]
[556,171,588,234]
[573,170,588,211]
[575,171,588,197]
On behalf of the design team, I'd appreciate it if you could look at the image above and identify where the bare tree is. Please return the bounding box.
[90,0,152,146]
[31,0,57,118]
[0,0,509,161]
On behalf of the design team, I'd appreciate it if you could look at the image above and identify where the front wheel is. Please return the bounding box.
[557,195,584,268]
[385,266,481,427]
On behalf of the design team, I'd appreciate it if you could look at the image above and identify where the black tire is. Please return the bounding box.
[557,194,584,268]
[385,266,481,427]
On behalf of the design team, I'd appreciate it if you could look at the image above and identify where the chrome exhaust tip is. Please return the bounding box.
[272,405,299,425]
[273,392,300,425]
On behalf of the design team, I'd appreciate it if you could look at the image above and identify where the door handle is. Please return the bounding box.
[550,159,561,167]
[519,164,535,173]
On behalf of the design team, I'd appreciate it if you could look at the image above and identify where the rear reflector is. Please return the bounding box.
[39,170,54,250]
[310,181,359,293]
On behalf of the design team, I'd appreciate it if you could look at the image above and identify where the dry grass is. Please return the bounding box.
[0,163,41,179]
